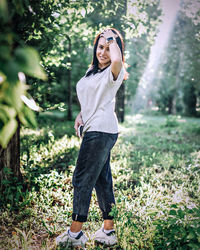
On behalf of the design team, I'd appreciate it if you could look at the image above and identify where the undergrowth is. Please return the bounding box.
[0,114,200,249]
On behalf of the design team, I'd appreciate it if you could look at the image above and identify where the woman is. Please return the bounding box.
[56,28,126,247]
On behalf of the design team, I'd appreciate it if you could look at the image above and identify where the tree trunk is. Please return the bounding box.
[0,123,21,188]
[183,83,197,116]
[115,0,127,123]
[172,47,184,115]
[66,36,72,120]
[116,83,125,122]
[168,97,173,114]
[67,67,72,120]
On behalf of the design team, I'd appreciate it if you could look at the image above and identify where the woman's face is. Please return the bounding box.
[96,37,111,68]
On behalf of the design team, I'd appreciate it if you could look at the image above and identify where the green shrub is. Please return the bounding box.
[163,115,179,127]
[153,205,200,249]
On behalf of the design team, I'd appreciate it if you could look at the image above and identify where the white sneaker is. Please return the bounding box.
[93,227,117,245]
[56,229,88,247]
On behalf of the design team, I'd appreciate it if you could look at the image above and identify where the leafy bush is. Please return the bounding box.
[163,115,179,127]
[153,205,200,249]
[0,167,32,210]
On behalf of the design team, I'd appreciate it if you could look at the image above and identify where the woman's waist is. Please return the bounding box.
[82,108,115,123]
[82,113,118,133]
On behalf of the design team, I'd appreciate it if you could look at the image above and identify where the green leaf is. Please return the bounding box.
[0,107,9,125]
[0,0,8,22]
[17,112,27,127]
[18,105,37,128]
[171,204,178,209]
[146,208,158,216]
[5,81,25,112]
[0,118,18,148]
[0,105,16,131]
[2,60,19,83]
[15,47,47,80]
[187,232,196,240]
[168,218,177,225]
[177,209,185,219]
[0,104,16,120]
[187,243,200,250]
[169,209,177,216]
[0,46,10,61]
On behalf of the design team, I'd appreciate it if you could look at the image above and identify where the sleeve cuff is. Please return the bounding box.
[109,66,125,85]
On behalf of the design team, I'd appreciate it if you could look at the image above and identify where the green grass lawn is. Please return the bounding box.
[0,114,200,249]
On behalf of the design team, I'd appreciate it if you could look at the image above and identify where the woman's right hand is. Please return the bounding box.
[74,112,84,136]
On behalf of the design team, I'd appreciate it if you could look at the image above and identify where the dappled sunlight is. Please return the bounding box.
[21,127,45,137]
[124,114,146,126]
[172,189,189,204]
[119,114,147,136]
[21,134,80,169]
[118,123,134,135]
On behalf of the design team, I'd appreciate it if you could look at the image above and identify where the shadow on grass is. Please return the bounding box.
[20,115,79,190]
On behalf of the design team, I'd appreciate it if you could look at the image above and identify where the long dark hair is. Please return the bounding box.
[86,28,125,77]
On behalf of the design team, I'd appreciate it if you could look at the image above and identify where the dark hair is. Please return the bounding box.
[86,28,125,77]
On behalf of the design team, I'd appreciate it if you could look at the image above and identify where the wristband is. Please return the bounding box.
[106,37,116,45]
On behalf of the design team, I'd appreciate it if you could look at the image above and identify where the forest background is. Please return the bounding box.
[0,0,200,249]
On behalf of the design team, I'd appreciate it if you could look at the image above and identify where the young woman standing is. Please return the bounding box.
[56,28,126,247]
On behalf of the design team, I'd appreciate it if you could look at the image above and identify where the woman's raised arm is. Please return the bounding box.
[101,29,122,80]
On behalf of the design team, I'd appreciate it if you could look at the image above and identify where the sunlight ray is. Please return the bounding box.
[132,0,180,112]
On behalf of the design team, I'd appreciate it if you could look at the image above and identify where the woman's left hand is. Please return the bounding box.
[74,112,84,136]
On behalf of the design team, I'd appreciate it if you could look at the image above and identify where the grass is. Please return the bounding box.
[0,114,200,249]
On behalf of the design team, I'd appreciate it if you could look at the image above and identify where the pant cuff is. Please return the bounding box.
[72,213,87,222]
[103,211,114,220]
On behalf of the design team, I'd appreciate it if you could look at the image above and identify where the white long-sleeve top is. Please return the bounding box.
[76,65,125,134]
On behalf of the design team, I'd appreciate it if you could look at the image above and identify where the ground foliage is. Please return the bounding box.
[0,114,200,249]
